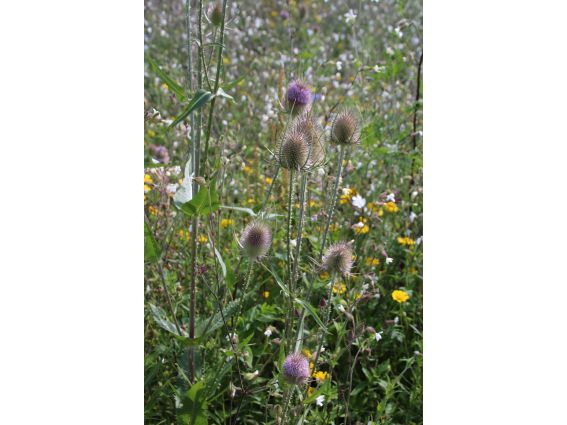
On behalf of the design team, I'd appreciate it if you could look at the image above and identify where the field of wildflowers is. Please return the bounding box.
[144,0,422,423]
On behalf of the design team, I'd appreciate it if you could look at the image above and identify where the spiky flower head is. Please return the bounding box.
[208,2,223,27]
[286,80,312,115]
[277,127,310,171]
[293,113,325,168]
[283,353,310,384]
[239,222,272,260]
[330,110,360,146]
[321,242,354,277]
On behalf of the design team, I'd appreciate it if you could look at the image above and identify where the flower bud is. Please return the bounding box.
[330,110,360,146]
[321,242,354,277]
[239,222,272,260]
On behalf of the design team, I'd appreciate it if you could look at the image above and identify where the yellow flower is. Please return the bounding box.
[339,187,357,204]
[149,206,159,216]
[147,129,156,137]
[355,292,363,300]
[366,257,380,267]
[397,236,416,247]
[332,282,347,295]
[308,200,319,208]
[384,201,399,213]
[243,165,252,174]
[303,349,312,359]
[262,291,270,299]
[271,10,278,17]
[144,184,152,193]
[309,361,314,372]
[319,271,330,280]
[220,218,235,228]
[307,387,315,396]
[378,208,384,217]
[144,174,153,184]
[179,229,191,241]
[313,371,329,382]
[198,234,208,243]
[392,289,410,303]
[353,221,369,234]
[265,177,273,184]
[246,198,255,205]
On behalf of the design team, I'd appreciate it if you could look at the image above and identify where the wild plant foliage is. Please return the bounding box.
[144,0,422,424]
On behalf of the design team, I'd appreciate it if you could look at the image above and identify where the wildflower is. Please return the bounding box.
[313,370,329,382]
[262,290,270,299]
[397,236,416,247]
[264,327,272,337]
[307,386,315,396]
[265,177,273,184]
[366,257,380,267]
[386,193,396,202]
[316,395,325,406]
[149,144,170,163]
[286,80,311,115]
[385,257,394,264]
[144,184,152,193]
[283,353,310,384]
[166,183,178,195]
[351,194,366,209]
[277,127,309,170]
[198,234,208,243]
[319,271,330,280]
[332,281,347,295]
[375,331,383,342]
[409,211,417,223]
[220,218,235,228]
[373,64,386,73]
[384,201,399,213]
[352,221,369,235]
[322,242,354,277]
[344,9,357,24]
[292,113,325,168]
[239,222,272,260]
[243,164,252,174]
[330,110,360,146]
[208,2,223,27]
[144,174,153,184]
[392,289,410,303]
[179,229,190,241]
[340,187,357,204]
[336,61,343,71]
[303,349,312,359]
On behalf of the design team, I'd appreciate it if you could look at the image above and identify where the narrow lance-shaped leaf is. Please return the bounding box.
[147,56,186,101]
[168,89,213,129]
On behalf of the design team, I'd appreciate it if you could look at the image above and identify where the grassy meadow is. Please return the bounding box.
[144,0,422,423]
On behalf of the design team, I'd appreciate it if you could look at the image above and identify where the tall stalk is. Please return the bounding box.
[284,169,296,350]
[319,145,345,260]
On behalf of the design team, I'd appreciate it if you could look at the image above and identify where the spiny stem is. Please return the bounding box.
[235,260,254,324]
[319,145,345,260]
[285,169,296,350]
[291,173,307,293]
[311,272,336,380]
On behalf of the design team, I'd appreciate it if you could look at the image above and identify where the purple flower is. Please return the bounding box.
[286,80,311,114]
[283,353,310,384]
[280,10,289,20]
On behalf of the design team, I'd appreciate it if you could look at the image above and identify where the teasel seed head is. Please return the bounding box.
[321,241,354,277]
[209,2,223,27]
[330,109,360,146]
[286,80,312,115]
[283,353,310,384]
[277,127,310,171]
[293,113,325,169]
[239,221,272,260]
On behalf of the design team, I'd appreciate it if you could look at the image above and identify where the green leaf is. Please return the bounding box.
[294,298,326,331]
[180,182,220,217]
[144,221,161,263]
[147,56,186,101]
[149,303,183,336]
[169,89,213,129]
[196,298,240,337]
[222,75,245,92]
[220,205,257,216]
[178,380,208,425]
[214,247,226,278]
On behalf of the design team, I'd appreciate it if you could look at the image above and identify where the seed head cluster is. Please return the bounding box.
[240,222,272,260]
[331,110,360,146]
[321,242,354,277]
[283,353,310,384]
[209,2,223,27]
[277,113,325,171]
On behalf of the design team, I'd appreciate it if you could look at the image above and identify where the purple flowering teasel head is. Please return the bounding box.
[286,80,312,115]
[239,221,272,260]
[283,353,310,384]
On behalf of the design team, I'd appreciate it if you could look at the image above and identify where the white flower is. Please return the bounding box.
[344,9,357,24]
[338,304,345,313]
[316,395,325,407]
[264,328,272,337]
[373,65,386,73]
[375,331,383,342]
[409,211,417,223]
[386,193,396,202]
[166,183,179,194]
[385,257,394,264]
[336,61,343,71]
[290,239,297,248]
[351,194,366,209]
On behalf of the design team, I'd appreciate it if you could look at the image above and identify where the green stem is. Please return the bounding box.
[319,145,345,260]
[285,169,296,350]
[235,260,254,324]
[311,272,336,378]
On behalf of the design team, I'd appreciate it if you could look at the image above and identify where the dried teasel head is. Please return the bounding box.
[286,80,312,115]
[321,241,354,277]
[330,109,360,146]
[277,127,310,171]
[283,353,310,385]
[239,221,272,260]
[292,112,325,169]
[208,2,223,27]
